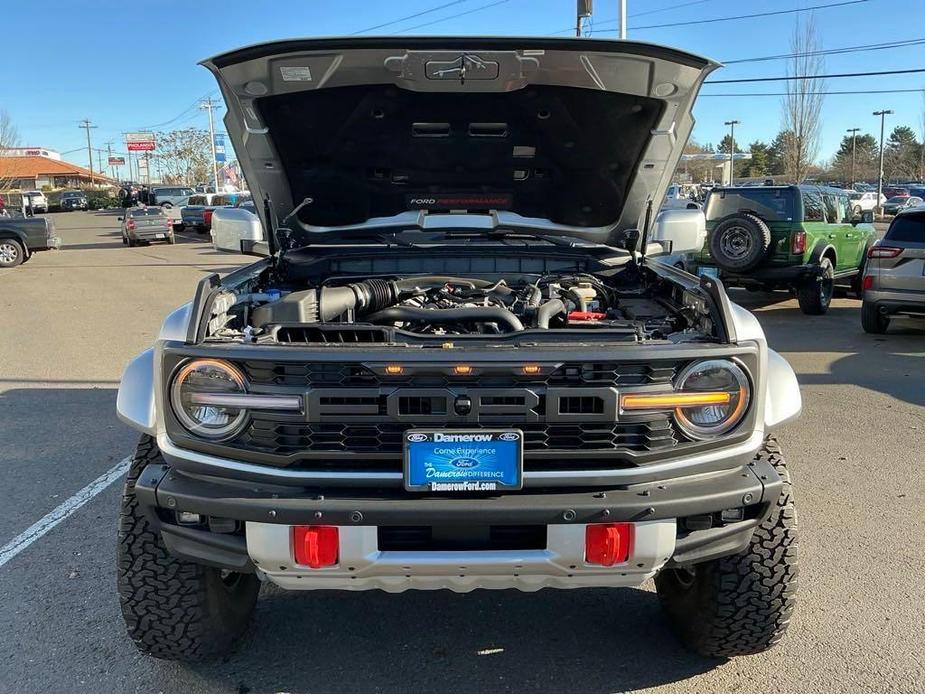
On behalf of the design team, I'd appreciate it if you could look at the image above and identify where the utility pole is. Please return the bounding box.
[78,119,97,186]
[576,0,593,37]
[618,0,626,39]
[200,97,219,191]
[724,120,740,185]
[873,109,893,215]
[106,141,115,182]
[846,127,860,188]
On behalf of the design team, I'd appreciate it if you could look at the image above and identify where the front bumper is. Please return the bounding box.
[134,449,781,591]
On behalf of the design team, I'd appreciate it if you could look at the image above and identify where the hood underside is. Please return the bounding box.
[202,37,718,241]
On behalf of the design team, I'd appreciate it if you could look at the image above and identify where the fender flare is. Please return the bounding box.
[808,241,836,266]
[116,348,156,435]
[764,349,802,429]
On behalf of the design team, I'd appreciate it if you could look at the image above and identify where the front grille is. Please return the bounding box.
[240,361,680,389]
[235,417,678,472]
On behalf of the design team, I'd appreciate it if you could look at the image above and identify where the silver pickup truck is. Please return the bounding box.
[0,212,60,268]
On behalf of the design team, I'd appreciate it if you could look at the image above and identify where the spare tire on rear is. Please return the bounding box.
[709,213,772,273]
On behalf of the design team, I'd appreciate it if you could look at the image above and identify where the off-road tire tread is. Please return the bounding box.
[797,257,833,315]
[117,435,259,662]
[656,437,798,658]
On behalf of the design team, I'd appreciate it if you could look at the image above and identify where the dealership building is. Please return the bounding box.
[0,147,114,189]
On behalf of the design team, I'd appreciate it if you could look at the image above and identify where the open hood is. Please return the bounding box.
[202,37,718,243]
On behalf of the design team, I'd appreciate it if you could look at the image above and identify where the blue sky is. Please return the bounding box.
[2,0,922,169]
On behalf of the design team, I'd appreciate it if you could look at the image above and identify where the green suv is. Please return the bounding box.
[689,185,876,314]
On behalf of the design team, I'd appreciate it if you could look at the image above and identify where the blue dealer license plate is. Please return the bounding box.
[404,430,523,492]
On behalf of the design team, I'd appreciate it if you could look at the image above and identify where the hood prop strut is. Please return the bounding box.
[263,193,280,264]
[636,197,655,266]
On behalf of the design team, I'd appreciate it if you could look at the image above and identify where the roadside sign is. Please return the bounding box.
[109,156,125,165]
[214,134,226,163]
[125,132,156,151]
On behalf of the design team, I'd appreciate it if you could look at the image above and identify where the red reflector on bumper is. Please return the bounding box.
[862,275,874,291]
[292,526,339,568]
[585,523,633,566]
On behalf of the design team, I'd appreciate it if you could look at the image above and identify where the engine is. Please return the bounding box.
[230,274,690,340]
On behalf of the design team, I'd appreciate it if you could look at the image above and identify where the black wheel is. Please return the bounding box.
[709,213,772,273]
[0,238,24,268]
[656,437,798,658]
[861,301,889,334]
[161,202,173,209]
[117,435,259,662]
[121,233,127,245]
[796,257,834,315]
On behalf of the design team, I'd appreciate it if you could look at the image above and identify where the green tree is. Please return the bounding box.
[717,134,743,154]
[831,133,879,185]
[0,109,20,192]
[741,141,769,178]
[767,131,794,177]
[884,125,921,181]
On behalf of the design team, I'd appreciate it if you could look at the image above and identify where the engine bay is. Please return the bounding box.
[204,265,719,345]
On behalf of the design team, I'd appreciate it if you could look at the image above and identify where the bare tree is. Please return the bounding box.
[781,15,825,182]
[0,109,21,192]
[152,128,212,184]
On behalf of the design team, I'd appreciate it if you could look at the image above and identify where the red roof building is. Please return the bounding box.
[0,155,115,189]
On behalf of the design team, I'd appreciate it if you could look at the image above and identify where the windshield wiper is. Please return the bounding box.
[442,228,588,248]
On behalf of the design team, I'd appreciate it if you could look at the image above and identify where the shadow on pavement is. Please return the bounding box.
[732,297,925,407]
[189,587,719,693]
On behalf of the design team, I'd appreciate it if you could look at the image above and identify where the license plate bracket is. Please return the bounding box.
[403,430,523,493]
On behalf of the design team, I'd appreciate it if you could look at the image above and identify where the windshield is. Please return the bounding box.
[887,196,909,203]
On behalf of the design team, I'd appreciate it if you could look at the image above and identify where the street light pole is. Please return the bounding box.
[200,97,220,190]
[618,0,627,39]
[846,127,860,188]
[873,109,893,214]
[724,120,740,185]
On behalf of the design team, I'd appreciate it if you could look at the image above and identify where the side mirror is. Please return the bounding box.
[648,208,707,255]
[117,216,123,221]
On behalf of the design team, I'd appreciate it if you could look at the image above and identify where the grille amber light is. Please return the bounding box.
[453,364,474,375]
[585,523,633,566]
[384,364,404,375]
[621,391,732,410]
[292,526,339,569]
[522,364,541,375]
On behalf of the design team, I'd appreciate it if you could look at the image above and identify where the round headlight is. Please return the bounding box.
[170,359,247,439]
[674,359,750,439]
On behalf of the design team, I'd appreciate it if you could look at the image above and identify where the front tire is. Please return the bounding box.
[117,435,260,662]
[0,238,24,268]
[655,437,798,657]
[796,257,834,315]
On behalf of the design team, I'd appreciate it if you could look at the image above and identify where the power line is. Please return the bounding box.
[573,0,867,34]
[352,0,472,34]
[706,67,925,84]
[700,88,925,97]
[132,91,218,131]
[397,0,511,33]
[724,37,925,64]
[629,0,713,19]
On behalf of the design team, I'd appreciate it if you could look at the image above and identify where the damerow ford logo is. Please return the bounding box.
[407,433,428,443]
[499,432,520,441]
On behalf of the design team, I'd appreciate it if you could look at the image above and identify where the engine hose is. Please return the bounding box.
[536,298,566,329]
[366,305,525,332]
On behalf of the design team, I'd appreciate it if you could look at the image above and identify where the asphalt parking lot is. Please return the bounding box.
[1,210,923,693]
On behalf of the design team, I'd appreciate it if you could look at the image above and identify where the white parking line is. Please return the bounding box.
[0,456,131,569]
